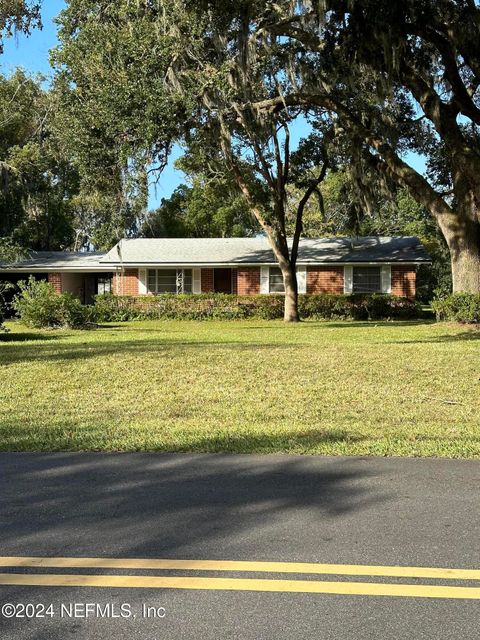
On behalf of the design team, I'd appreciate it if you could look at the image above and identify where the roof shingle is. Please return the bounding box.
[0,236,431,271]
[100,236,430,265]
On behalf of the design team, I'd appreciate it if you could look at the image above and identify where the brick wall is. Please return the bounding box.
[307,266,344,294]
[112,269,139,296]
[391,266,416,298]
[232,268,238,295]
[48,272,62,294]
[201,268,214,293]
[237,267,260,295]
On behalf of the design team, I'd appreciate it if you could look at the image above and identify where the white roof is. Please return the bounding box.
[0,237,431,272]
[100,236,430,265]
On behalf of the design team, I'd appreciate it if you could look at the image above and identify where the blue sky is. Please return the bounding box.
[2,2,425,210]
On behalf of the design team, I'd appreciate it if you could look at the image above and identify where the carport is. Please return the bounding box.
[0,251,111,306]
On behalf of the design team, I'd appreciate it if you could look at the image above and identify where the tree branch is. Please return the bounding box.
[249,91,457,232]
[291,159,328,267]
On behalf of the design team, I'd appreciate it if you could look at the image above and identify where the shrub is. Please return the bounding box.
[0,281,13,333]
[93,293,143,322]
[93,293,253,321]
[12,277,90,329]
[247,295,284,320]
[57,292,92,328]
[92,292,420,322]
[432,292,480,324]
[299,293,420,320]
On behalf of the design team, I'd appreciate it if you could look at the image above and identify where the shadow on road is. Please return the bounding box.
[0,453,390,560]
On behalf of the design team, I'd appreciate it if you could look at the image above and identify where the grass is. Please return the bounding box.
[1,318,479,457]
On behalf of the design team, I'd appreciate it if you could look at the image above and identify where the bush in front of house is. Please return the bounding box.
[12,277,90,329]
[92,292,421,322]
[299,293,421,320]
[432,292,480,324]
[94,293,254,321]
[0,281,13,333]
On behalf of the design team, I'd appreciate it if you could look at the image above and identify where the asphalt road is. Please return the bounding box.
[0,453,479,639]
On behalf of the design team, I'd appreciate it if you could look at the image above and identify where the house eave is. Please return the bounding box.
[103,260,430,268]
[0,266,114,273]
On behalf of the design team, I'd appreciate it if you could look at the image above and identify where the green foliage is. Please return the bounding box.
[432,294,480,324]
[0,1,41,54]
[299,294,421,321]
[12,276,90,328]
[0,281,13,332]
[93,293,420,323]
[93,293,251,321]
[0,68,142,252]
[0,237,27,263]
[0,70,77,249]
[143,179,256,238]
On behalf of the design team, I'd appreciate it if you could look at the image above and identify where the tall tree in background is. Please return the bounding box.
[0,69,77,250]
[143,178,257,239]
[0,68,140,251]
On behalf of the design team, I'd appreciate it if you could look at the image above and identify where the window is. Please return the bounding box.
[147,269,192,294]
[269,267,284,293]
[352,267,381,293]
[97,276,112,295]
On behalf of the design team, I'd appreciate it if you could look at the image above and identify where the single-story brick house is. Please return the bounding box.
[0,236,430,303]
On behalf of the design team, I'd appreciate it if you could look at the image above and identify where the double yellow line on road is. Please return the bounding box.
[1,556,480,600]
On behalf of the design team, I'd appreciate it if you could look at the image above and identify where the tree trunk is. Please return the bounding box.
[281,262,300,322]
[447,230,480,293]
[444,221,480,293]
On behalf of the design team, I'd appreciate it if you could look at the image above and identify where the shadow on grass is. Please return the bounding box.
[322,319,435,328]
[164,430,366,455]
[0,337,299,366]
[0,427,367,455]
[0,332,60,343]
[234,319,436,329]
[389,330,480,344]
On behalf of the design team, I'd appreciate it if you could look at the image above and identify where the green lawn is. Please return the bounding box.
[1,319,479,457]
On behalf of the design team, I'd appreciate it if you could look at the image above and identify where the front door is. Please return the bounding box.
[213,268,232,294]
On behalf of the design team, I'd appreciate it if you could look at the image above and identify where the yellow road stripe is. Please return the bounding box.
[0,556,479,581]
[1,573,480,599]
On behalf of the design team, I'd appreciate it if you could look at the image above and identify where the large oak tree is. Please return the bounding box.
[249,0,480,292]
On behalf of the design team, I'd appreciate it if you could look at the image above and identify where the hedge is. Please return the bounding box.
[92,292,421,322]
[432,292,480,324]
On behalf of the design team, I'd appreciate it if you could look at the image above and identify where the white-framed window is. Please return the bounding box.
[352,266,382,293]
[269,266,285,293]
[97,276,112,295]
[147,268,193,294]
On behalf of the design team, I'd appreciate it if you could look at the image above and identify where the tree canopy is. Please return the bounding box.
[0,0,41,54]
[0,67,144,251]
[143,177,257,239]
[0,69,77,250]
